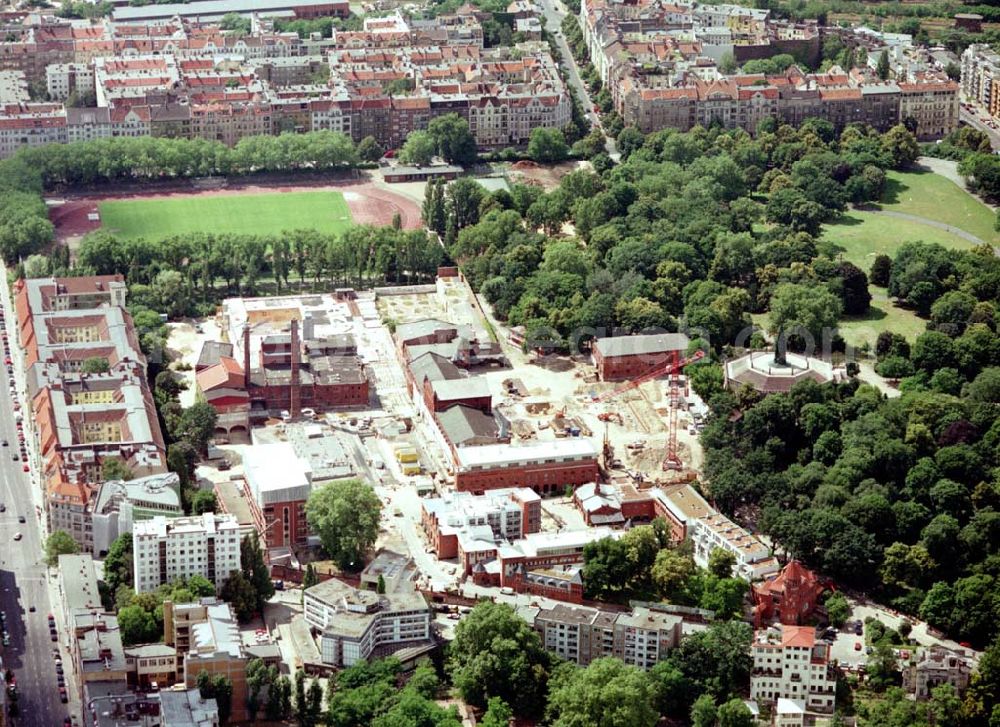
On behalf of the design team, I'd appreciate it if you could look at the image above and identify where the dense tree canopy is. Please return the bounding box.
[305,479,381,570]
[452,121,914,353]
[448,601,553,718]
[546,658,660,727]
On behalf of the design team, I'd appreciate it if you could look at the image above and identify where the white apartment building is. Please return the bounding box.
[132,513,242,593]
[654,485,779,580]
[751,625,837,714]
[46,63,95,101]
[303,578,431,667]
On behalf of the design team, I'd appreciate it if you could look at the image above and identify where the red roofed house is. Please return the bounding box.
[751,559,827,627]
[196,356,251,441]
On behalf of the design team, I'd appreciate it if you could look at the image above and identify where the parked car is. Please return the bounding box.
[854,641,862,651]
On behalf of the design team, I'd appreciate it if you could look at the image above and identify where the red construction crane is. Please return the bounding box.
[663,372,686,472]
[591,350,705,404]
[590,350,705,472]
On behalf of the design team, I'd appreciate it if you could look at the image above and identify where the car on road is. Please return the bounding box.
[12,453,18,461]
[854,641,862,651]
[0,504,5,512]
[59,687,67,703]
[55,662,63,674]
[12,533,20,541]
[28,606,34,612]
[1,440,6,447]
[17,515,24,523]
[21,464,28,472]
[64,718,72,727]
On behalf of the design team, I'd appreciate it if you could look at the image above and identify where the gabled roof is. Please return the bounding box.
[196,356,246,393]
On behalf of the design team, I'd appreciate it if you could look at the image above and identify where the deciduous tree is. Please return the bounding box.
[305,479,381,570]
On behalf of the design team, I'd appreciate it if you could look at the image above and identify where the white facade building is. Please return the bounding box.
[133,513,242,593]
[654,484,779,580]
[303,578,431,667]
[751,625,837,714]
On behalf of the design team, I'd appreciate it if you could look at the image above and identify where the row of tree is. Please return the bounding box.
[17,130,361,189]
[73,224,445,314]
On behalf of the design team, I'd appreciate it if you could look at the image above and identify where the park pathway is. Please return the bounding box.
[864,208,988,246]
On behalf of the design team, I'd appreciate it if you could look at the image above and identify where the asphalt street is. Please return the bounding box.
[0,288,71,726]
[536,0,619,159]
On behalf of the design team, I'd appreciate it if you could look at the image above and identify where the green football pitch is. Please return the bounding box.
[98,190,354,239]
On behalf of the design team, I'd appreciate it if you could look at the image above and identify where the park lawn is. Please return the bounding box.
[838,288,927,348]
[881,169,997,244]
[820,210,977,272]
[99,190,353,240]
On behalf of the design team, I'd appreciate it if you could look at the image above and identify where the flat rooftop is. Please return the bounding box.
[455,438,598,470]
[59,553,103,613]
[243,441,312,505]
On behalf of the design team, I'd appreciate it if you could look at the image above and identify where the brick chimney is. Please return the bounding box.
[289,318,300,419]
[243,325,251,390]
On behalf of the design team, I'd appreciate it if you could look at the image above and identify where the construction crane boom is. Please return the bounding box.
[591,349,705,403]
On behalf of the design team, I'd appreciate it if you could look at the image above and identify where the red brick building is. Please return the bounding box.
[751,560,827,627]
[454,439,600,495]
[198,321,368,435]
[573,482,665,526]
[243,442,313,551]
[246,322,369,418]
[466,528,618,590]
[409,352,492,414]
[592,333,690,381]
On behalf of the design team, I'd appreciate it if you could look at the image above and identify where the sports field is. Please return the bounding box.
[98,190,354,239]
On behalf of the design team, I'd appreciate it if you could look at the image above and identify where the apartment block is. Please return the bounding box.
[0,102,67,158]
[529,603,684,669]
[751,625,837,714]
[303,578,432,667]
[46,62,95,101]
[132,514,243,593]
[961,44,1000,117]
[14,275,166,551]
[57,554,128,700]
[581,0,958,138]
